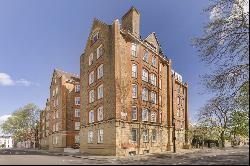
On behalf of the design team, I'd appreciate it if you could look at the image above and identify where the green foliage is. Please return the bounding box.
[230,111,249,138]
[0,103,41,143]
[235,81,249,111]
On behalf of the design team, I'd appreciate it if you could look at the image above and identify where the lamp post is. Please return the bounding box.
[172,72,176,153]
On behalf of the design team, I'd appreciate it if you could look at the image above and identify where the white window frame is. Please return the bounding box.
[150,73,157,86]
[75,122,80,130]
[131,128,137,142]
[143,129,149,142]
[89,110,94,123]
[132,106,137,120]
[97,44,103,59]
[151,111,157,122]
[98,129,104,143]
[142,88,148,101]
[152,56,157,67]
[75,134,80,144]
[75,97,80,105]
[89,53,93,66]
[142,109,148,122]
[131,43,137,57]
[97,106,103,121]
[88,130,93,143]
[75,109,80,117]
[143,51,149,62]
[75,85,80,93]
[151,91,157,104]
[132,64,137,78]
[89,90,94,103]
[97,84,103,99]
[152,129,157,142]
[132,84,137,99]
[142,68,148,82]
[89,71,95,85]
[97,64,103,79]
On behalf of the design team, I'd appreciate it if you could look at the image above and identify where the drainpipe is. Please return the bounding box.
[172,72,176,153]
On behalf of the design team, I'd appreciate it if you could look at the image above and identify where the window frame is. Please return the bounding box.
[97,84,103,99]
[89,90,95,103]
[132,84,138,99]
[151,111,157,123]
[150,91,157,104]
[88,130,93,143]
[97,64,104,79]
[75,85,80,93]
[97,106,103,121]
[143,129,149,142]
[89,110,94,123]
[142,109,148,122]
[97,129,104,143]
[142,88,149,101]
[75,97,80,105]
[131,128,138,142]
[75,122,80,130]
[132,64,137,78]
[131,106,137,120]
[131,43,137,57]
[89,53,94,66]
[152,129,157,142]
[97,44,103,59]
[75,109,80,117]
[89,71,95,85]
[142,68,149,82]
[143,51,149,62]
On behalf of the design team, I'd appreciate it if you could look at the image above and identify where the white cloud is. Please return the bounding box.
[0,73,14,86]
[0,73,38,87]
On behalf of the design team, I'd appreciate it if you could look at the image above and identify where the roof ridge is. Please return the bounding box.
[54,68,79,77]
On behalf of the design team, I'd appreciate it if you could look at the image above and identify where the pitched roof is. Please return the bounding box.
[53,69,79,79]
[144,32,160,47]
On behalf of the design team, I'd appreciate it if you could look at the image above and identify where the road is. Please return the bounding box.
[0,147,249,165]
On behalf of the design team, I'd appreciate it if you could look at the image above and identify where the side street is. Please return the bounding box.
[0,146,248,165]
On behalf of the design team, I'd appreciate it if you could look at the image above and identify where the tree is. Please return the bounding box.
[229,110,249,140]
[0,103,41,147]
[198,96,234,148]
[193,0,249,97]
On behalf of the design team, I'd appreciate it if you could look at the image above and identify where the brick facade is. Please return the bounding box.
[39,69,81,151]
[80,7,189,156]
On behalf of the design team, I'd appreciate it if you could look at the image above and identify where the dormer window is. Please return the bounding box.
[92,32,99,44]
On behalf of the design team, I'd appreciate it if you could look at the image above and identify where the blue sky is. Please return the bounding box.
[0,0,213,122]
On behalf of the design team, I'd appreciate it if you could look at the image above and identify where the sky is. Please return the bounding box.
[0,0,213,123]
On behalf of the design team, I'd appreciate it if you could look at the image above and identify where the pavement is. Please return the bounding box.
[0,146,249,165]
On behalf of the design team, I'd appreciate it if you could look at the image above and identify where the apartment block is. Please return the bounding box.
[80,7,189,156]
[46,69,81,151]
[172,71,188,149]
[39,98,50,149]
